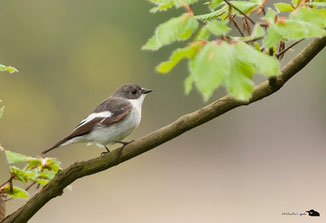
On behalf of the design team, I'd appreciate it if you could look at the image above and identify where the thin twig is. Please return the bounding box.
[244,36,264,43]
[224,0,255,25]
[276,39,305,58]
[229,13,244,37]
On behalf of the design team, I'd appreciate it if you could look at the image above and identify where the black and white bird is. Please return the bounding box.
[42,84,152,155]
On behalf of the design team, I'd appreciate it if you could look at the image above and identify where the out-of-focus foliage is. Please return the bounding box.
[0,148,62,199]
[0,64,18,74]
[143,0,326,101]
[142,14,199,50]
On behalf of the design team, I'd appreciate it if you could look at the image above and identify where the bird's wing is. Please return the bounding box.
[42,98,132,154]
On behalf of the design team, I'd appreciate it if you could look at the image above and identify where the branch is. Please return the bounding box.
[2,36,326,223]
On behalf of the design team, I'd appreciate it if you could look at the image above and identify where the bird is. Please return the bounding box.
[42,84,152,155]
[306,209,320,217]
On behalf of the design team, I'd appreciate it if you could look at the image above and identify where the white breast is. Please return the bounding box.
[85,95,145,146]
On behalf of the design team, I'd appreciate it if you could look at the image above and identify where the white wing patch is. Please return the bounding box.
[75,111,112,129]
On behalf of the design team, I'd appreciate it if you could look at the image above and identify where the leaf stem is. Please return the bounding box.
[224,0,256,25]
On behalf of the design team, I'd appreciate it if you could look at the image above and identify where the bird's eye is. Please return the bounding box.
[131,89,137,94]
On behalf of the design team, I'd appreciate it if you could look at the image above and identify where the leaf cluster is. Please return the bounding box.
[0,149,62,199]
[143,0,326,101]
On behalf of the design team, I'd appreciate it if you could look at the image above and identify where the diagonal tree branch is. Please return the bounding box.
[2,36,326,223]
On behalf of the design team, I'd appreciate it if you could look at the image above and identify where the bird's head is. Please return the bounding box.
[113,84,153,100]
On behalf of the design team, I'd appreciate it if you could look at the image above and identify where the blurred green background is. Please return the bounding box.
[0,0,326,222]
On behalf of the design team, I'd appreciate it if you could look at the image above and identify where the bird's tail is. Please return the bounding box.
[41,137,69,155]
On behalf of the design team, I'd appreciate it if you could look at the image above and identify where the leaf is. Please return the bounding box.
[264,7,326,48]
[142,14,199,50]
[188,41,280,101]
[235,41,280,76]
[263,8,277,24]
[195,25,211,40]
[228,1,260,15]
[207,20,231,36]
[241,24,265,42]
[209,0,223,11]
[264,25,283,49]
[10,167,32,183]
[25,159,42,170]
[306,2,326,8]
[274,3,294,13]
[39,170,56,180]
[0,64,18,74]
[34,178,49,186]
[41,158,62,173]
[0,195,5,221]
[0,106,4,119]
[254,42,261,52]
[184,73,194,95]
[195,9,226,21]
[190,42,232,101]
[156,44,200,73]
[0,185,29,199]
[3,150,32,164]
[291,0,300,7]
[150,2,174,13]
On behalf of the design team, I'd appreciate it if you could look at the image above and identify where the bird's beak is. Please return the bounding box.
[141,88,153,94]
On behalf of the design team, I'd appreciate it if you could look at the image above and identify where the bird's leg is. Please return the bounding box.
[115,140,135,154]
[101,146,111,156]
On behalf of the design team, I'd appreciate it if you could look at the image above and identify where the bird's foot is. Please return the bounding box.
[116,140,135,146]
[116,140,134,154]
[101,146,111,156]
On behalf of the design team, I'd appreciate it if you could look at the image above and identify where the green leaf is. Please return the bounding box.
[195,25,211,40]
[264,25,283,48]
[254,42,261,52]
[188,41,280,101]
[195,9,226,21]
[42,158,62,173]
[150,2,174,13]
[184,73,194,95]
[228,1,260,15]
[191,42,232,101]
[274,3,294,13]
[25,159,42,170]
[156,44,200,73]
[291,0,300,7]
[3,150,32,164]
[0,64,18,74]
[39,170,56,180]
[241,24,265,42]
[142,14,199,50]
[207,20,231,36]
[209,0,223,10]
[10,166,35,183]
[306,2,326,8]
[34,178,49,186]
[0,106,4,119]
[235,41,280,76]
[264,7,326,48]
[263,8,277,24]
[148,0,198,12]
[0,185,29,199]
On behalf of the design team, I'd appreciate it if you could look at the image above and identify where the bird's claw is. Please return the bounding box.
[101,151,109,156]
[116,140,134,154]
[101,146,111,156]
